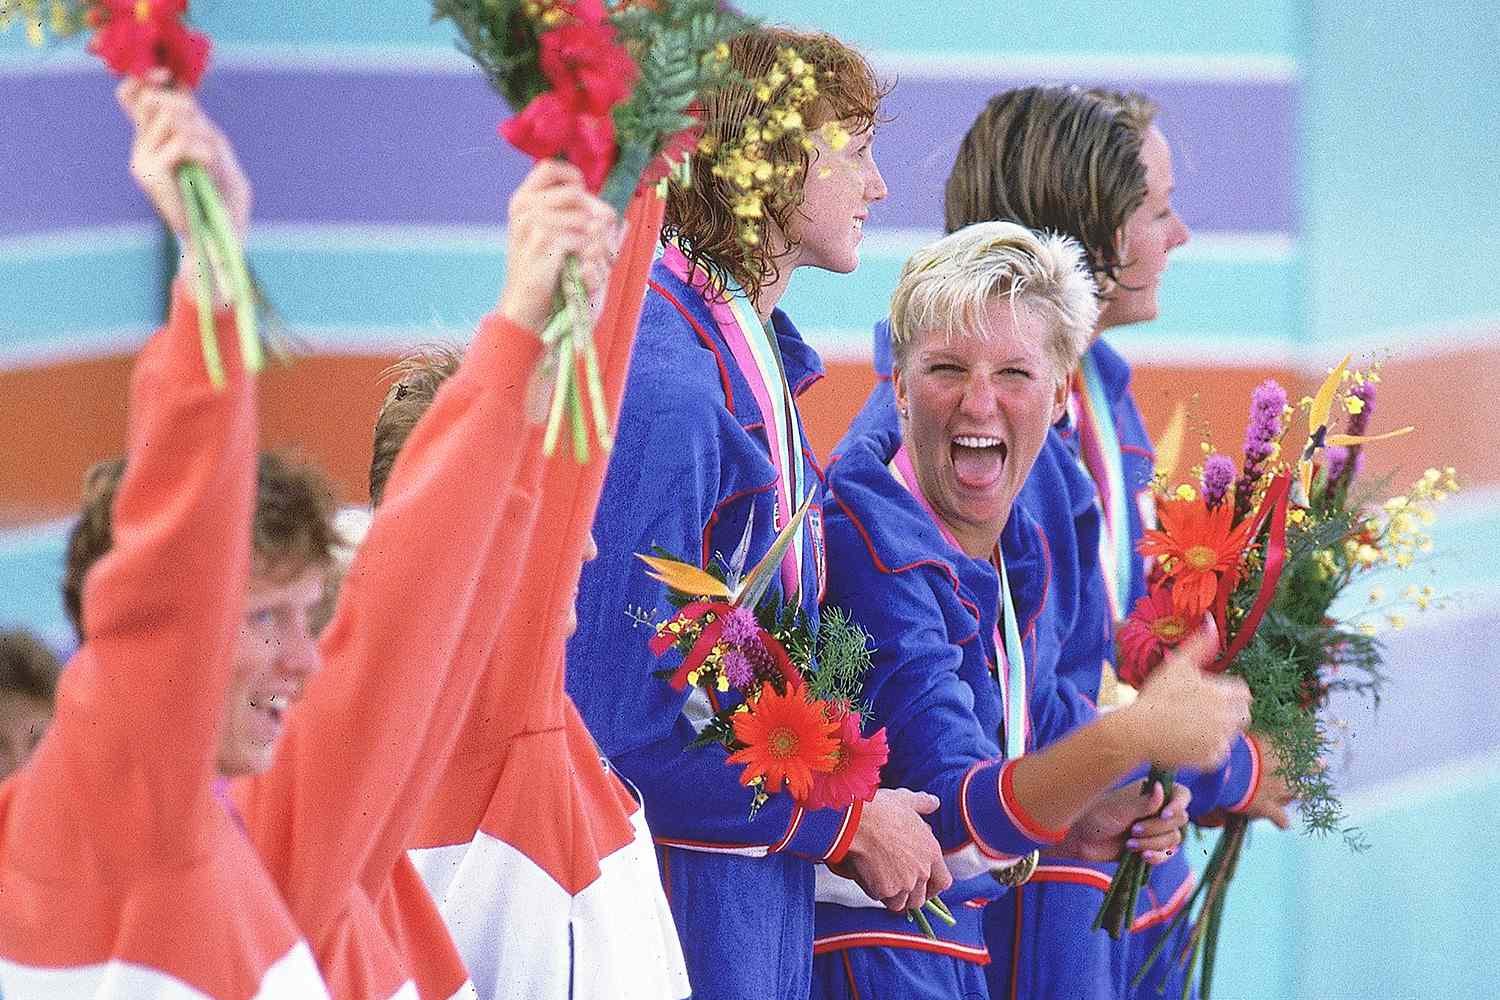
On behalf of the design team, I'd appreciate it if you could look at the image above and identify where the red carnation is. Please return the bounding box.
[1116,588,1194,688]
[89,0,211,89]
[500,93,618,192]
[539,18,638,116]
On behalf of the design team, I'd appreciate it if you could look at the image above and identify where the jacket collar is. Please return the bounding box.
[648,259,825,399]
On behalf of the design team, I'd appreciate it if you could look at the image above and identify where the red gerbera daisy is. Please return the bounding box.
[803,711,889,811]
[726,684,838,801]
[1116,588,1194,688]
[1139,496,1257,618]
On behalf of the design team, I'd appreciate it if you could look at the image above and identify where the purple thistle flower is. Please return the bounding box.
[1329,380,1376,495]
[721,648,756,688]
[719,606,762,645]
[1242,380,1287,470]
[1324,445,1355,486]
[1346,381,1376,437]
[1235,379,1288,518]
[1202,453,1236,508]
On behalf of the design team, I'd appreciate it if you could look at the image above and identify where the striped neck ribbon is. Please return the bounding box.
[1073,351,1134,623]
[890,445,1029,758]
[660,244,805,598]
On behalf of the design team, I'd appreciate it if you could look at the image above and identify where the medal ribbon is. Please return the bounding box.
[890,446,1029,757]
[661,244,804,597]
[1074,352,1133,623]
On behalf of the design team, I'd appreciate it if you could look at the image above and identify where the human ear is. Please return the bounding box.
[892,366,910,421]
[1049,375,1069,425]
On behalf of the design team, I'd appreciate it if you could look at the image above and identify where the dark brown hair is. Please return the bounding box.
[0,629,60,703]
[663,26,887,302]
[368,344,464,508]
[943,85,1159,289]
[63,453,339,641]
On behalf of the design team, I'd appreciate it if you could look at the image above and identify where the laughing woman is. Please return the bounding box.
[810,223,1253,1000]
[941,86,1295,1000]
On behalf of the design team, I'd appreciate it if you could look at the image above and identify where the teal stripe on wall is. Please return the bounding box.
[0,231,1298,358]
[1210,757,1500,999]
[1,3,1299,57]
[740,0,1299,59]
[0,230,165,356]
[1302,2,1500,343]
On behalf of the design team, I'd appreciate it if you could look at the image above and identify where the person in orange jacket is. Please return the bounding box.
[0,73,332,1000]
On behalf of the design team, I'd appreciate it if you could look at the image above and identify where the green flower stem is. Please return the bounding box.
[542,333,576,457]
[561,256,612,453]
[909,904,934,939]
[539,255,612,461]
[568,360,588,463]
[180,162,260,374]
[925,897,957,926]
[1198,815,1249,1000]
[1094,767,1175,939]
[179,170,233,308]
[177,170,225,389]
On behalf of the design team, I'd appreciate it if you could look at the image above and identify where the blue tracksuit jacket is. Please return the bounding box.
[567,261,858,1000]
[808,323,1261,999]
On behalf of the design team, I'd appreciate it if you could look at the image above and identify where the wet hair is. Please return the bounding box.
[0,629,60,703]
[62,453,339,641]
[662,25,887,302]
[943,85,1159,290]
[368,343,465,508]
[888,221,1099,379]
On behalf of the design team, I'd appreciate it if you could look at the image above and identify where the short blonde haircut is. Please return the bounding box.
[888,221,1098,380]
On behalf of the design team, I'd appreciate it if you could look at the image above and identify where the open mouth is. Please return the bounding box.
[950,435,1007,490]
[248,693,290,741]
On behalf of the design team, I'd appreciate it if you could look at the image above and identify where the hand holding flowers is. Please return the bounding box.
[497,160,618,335]
[11,0,261,388]
[435,0,748,462]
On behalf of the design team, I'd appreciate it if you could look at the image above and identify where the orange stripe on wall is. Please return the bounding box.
[3,343,1495,528]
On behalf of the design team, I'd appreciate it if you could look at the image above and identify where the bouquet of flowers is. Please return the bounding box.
[637,500,957,938]
[5,0,263,387]
[1096,359,1455,998]
[433,0,748,461]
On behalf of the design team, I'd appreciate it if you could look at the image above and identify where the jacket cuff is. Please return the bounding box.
[961,758,1066,859]
[1225,732,1264,814]
[774,800,862,863]
[1185,731,1260,818]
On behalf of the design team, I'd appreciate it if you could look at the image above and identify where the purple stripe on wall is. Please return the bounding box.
[1,67,1295,236]
[873,75,1297,234]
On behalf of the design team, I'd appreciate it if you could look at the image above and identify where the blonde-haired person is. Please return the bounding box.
[811,222,1251,999]
[565,24,949,1000]
[852,85,1292,999]
[952,86,1294,1000]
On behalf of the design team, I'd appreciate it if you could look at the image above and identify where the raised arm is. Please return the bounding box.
[231,164,660,936]
[14,75,257,857]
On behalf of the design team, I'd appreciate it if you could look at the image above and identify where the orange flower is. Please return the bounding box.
[1139,497,1257,617]
[726,684,838,801]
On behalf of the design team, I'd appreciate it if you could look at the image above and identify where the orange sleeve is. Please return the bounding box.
[234,192,664,947]
[418,192,665,838]
[12,284,256,867]
[231,310,543,936]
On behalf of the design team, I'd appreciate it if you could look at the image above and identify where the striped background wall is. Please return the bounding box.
[2,3,1497,995]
